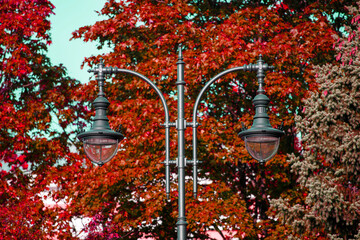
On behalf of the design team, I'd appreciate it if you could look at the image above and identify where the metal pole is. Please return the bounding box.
[176,46,187,240]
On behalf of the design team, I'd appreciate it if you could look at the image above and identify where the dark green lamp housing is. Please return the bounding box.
[239,93,284,163]
[77,95,124,166]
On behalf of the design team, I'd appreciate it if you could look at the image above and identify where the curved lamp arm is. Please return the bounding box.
[88,60,172,198]
[191,57,273,198]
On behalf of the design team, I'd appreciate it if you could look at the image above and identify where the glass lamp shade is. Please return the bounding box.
[83,137,119,166]
[244,135,280,163]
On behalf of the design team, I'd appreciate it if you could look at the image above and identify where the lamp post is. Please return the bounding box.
[77,46,284,240]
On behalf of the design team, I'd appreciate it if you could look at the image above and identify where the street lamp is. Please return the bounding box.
[77,69,124,166]
[77,46,284,240]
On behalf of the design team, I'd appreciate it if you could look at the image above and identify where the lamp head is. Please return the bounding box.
[239,94,284,163]
[77,95,124,166]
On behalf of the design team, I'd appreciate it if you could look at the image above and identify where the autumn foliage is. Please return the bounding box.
[1,0,358,239]
[0,0,86,239]
[271,3,360,239]
[68,0,352,239]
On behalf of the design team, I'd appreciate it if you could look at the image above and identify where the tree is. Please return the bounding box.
[68,0,355,239]
[0,0,86,238]
[270,2,360,239]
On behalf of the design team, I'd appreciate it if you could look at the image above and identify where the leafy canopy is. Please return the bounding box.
[0,0,86,238]
[68,0,354,239]
[271,2,360,239]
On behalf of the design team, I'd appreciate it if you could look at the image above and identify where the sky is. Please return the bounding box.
[47,0,110,83]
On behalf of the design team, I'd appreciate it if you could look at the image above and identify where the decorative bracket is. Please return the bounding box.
[162,159,202,167]
[160,121,200,128]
